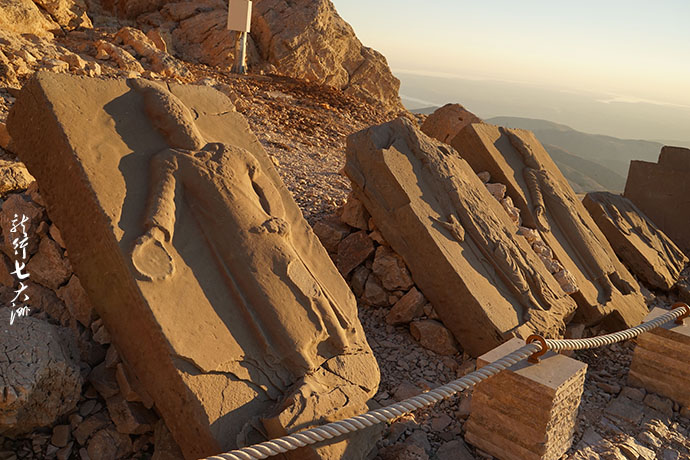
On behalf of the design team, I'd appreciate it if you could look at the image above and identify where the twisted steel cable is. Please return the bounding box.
[203,304,688,460]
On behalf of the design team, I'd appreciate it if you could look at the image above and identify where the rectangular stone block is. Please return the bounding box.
[624,146,690,256]
[465,337,587,460]
[7,72,379,459]
[628,307,690,408]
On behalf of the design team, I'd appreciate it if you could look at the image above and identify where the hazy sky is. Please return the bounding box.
[335,1,690,108]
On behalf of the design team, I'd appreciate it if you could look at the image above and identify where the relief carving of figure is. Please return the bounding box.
[412,140,558,316]
[128,79,358,377]
[501,127,634,301]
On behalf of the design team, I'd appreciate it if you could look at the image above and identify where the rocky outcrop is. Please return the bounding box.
[583,192,688,291]
[251,0,402,111]
[624,146,690,256]
[0,310,82,436]
[32,0,92,29]
[8,72,380,459]
[132,0,403,111]
[421,104,482,144]
[452,123,648,329]
[344,117,577,357]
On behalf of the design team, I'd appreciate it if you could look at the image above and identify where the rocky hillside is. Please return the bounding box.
[0,0,403,113]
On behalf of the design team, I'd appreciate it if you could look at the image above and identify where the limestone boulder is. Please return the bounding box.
[0,310,82,435]
[386,287,425,326]
[371,245,413,291]
[112,0,402,110]
[410,320,459,356]
[583,192,688,291]
[32,0,92,29]
[87,426,134,460]
[101,0,168,18]
[312,216,350,253]
[95,41,145,74]
[8,72,380,459]
[0,160,34,196]
[452,123,648,329]
[624,146,690,256]
[345,117,577,357]
[26,236,72,290]
[337,230,374,277]
[115,27,191,79]
[421,103,482,144]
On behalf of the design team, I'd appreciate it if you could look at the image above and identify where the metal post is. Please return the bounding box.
[228,0,252,75]
[232,31,247,74]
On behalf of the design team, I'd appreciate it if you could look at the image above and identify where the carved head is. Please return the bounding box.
[129,78,206,151]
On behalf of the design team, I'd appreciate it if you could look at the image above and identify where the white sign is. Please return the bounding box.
[227,0,252,33]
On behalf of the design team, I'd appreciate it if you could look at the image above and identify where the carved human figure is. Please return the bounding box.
[128,79,356,377]
[501,127,633,300]
[413,141,557,315]
[604,197,687,273]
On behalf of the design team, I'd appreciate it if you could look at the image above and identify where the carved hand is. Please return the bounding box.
[534,205,551,233]
[131,226,175,281]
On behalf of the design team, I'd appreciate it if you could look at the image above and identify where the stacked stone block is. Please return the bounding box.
[628,307,690,408]
[465,338,587,460]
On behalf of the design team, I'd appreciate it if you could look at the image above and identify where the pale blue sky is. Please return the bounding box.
[335,1,690,107]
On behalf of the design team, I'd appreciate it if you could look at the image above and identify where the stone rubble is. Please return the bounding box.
[0,181,162,459]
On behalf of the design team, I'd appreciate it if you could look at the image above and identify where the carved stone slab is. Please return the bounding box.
[452,123,648,329]
[624,146,690,256]
[8,72,379,459]
[345,117,577,357]
[583,192,688,291]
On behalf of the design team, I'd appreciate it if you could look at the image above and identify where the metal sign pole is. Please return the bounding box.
[228,0,252,75]
[232,31,248,74]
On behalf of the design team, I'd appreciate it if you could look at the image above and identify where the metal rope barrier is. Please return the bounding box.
[202,303,689,460]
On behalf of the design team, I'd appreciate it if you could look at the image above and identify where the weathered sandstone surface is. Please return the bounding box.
[344,117,577,357]
[451,123,648,329]
[624,146,690,256]
[583,192,688,291]
[421,103,482,144]
[8,72,380,459]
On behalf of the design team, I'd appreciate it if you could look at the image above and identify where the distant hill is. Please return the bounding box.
[487,117,663,185]
[410,112,661,193]
[541,143,626,193]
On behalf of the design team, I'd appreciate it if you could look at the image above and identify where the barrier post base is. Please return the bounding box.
[465,337,587,460]
[628,307,690,407]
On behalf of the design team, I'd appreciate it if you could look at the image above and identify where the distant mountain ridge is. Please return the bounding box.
[413,111,664,193]
[487,117,663,192]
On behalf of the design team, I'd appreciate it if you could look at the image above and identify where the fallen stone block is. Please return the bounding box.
[8,72,379,459]
[452,123,648,329]
[465,337,587,460]
[625,146,690,256]
[345,117,577,357]
[628,307,690,408]
[420,103,482,144]
[583,192,688,291]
